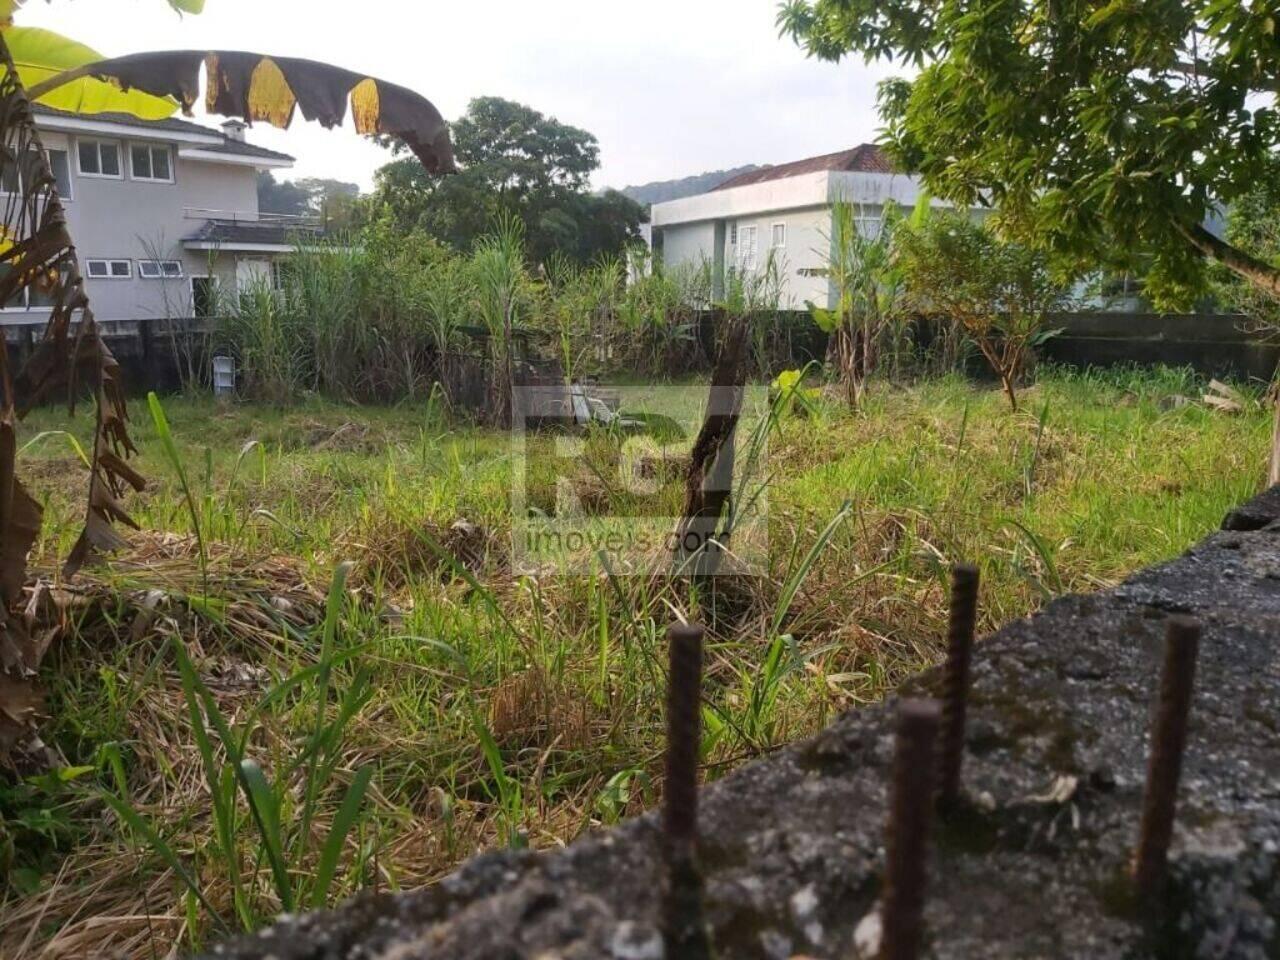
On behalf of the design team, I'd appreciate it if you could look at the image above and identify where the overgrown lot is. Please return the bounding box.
[0,365,1268,958]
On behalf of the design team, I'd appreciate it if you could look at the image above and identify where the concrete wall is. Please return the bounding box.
[659,221,717,279]
[1042,311,1280,380]
[4,130,263,325]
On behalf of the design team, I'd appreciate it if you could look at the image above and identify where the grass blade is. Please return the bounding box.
[238,759,293,913]
[310,765,374,909]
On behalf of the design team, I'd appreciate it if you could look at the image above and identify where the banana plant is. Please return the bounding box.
[0,0,455,757]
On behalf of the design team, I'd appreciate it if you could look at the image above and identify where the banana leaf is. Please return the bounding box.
[4,26,178,119]
[29,50,455,173]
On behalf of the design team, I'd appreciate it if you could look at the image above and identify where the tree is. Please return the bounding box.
[373,96,646,264]
[895,211,1067,410]
[777,0,1280,308]
[258,172,361,229]
[257,170,311,216]
[1217,156,1280,331]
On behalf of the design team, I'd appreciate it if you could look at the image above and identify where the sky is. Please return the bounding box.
[23,0,903,192]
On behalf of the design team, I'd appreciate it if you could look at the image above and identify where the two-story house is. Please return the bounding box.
[650,145,942,310]
[5,105,311,324]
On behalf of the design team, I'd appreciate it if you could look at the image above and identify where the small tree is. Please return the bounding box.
[896,212,1066,410]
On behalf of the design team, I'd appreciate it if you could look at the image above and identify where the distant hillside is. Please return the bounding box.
[620,165,762,207]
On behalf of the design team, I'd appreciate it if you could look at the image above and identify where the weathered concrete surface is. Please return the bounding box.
[208,492,1280,960]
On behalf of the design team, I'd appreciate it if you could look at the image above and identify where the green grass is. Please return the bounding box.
[0,364,1269,957]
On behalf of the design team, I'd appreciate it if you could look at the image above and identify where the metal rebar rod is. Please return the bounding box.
[663,622,711,959]
[1132,615,1200,900]
[881,698,942,960]
[938,563,979,810]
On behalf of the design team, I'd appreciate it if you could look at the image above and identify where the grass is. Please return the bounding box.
[0,364,1269,957]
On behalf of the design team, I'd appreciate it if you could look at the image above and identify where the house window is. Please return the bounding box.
[737,225,758,271]
[191,276,218,318]
[771,222,787,249]
[0,148,74,199]
[138,259,184,279]
[85,259,132,279]
[48,149,72,199]
[77,139,122,178]
[729,223,738,246]
[130,143,173,183]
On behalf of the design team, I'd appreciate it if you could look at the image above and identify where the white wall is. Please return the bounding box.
[660,221,717,276]
[651,171,830,229]
[725,206,833,309]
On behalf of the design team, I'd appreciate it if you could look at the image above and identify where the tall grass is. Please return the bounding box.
[471,214,533,426]
[214,220,814,410]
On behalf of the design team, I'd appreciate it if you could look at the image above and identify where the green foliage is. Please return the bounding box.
[470,213,536,425]
[213,218,726,410]
[810,200,907,404]
[778,0,1280,307]
[1218,156,1280,338]
[0,764,92,897]
[894,211,1068,408]
[372,96,646,264]
[8,366,1270,955]
[257,172,360,230]
[106,566,375,938]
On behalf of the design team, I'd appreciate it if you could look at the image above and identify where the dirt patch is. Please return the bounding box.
[16,455,92,503]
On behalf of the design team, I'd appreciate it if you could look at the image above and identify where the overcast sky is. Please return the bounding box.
[24,0,901,192]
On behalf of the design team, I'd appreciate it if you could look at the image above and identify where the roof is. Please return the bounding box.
[713,144,894,190]
[181,138,295,162]
[183,219,321,248]
[32,103,294,162]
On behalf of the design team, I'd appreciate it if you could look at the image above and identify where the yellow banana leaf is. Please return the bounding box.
[4,27,177,118]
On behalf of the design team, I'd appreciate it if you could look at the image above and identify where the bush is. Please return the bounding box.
[896,212,1068,409]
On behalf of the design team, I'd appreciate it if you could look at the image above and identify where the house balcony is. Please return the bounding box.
[182,207,325,254]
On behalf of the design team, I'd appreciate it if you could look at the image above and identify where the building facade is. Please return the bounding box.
[650,145,941,310]
[3,106,305,324]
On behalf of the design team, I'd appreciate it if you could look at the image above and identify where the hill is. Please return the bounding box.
[619,165,761,207]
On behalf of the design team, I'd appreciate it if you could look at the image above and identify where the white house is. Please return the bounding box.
[650,144,939,310]
[2,106,311,324]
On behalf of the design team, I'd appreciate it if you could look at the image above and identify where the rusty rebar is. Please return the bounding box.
[938,563,979,811]
[663,622,710,958]
[881,698,942,960]
[1132,615,1200,900]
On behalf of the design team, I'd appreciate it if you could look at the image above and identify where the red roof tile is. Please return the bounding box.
[713,144,895,190]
